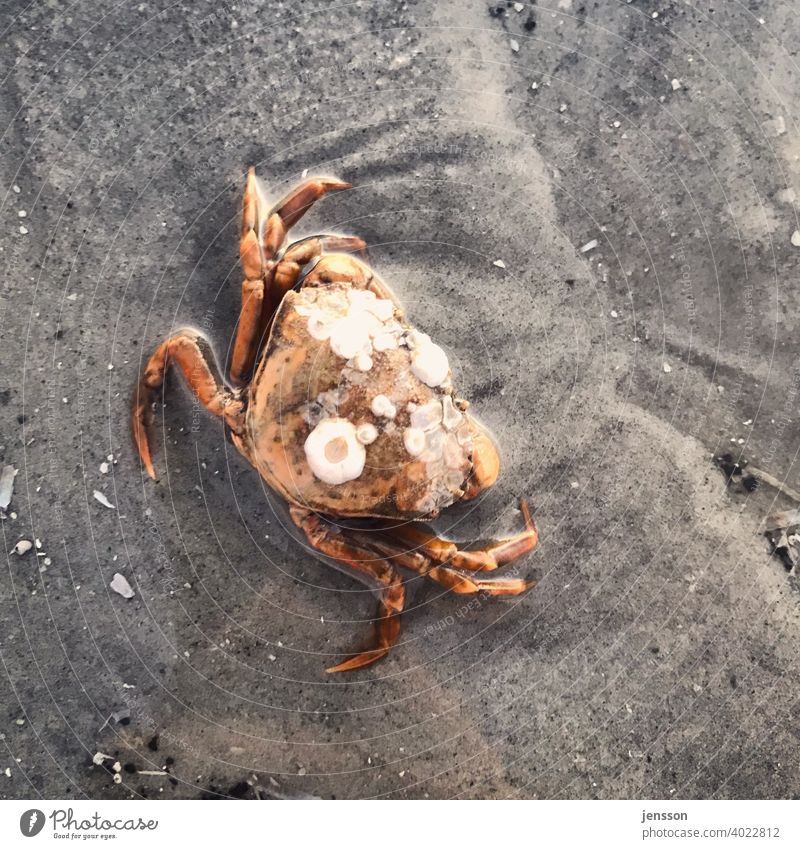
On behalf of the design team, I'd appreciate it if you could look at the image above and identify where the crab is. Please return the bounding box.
[132,168,539,672]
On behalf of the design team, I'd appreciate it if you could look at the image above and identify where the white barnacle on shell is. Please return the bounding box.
[304,418,366,485]
[329,314,372,359]
[372,331,399,351]
[307,310,333,341]
[356,422,378,445]
[365,297,394,322]
[441,395,463,430]
[403,427,426,457]
[370,394,397,419]
[410,339,450,387]
[410,399,443,431]
[353,351,373,372]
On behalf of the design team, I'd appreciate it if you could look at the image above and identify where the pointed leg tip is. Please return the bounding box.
[325,649,387,673]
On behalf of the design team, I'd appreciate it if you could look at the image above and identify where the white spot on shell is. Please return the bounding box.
[366,298,394,321]
[411,340,449,387]
[329,315,372,359]
[403,427,426,457]
[370,394,397,419]
[307,311,333,340]
[304,418,366,485]
[373,331,398,351]
[441,395,463,430]
[353,352,373,372]
[356,423,378,445]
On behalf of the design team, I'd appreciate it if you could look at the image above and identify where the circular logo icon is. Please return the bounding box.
[19,810,45,837]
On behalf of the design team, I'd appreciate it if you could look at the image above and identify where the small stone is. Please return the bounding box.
[12,540,33,555]
[509,39,520,52]
[559,103,567,112]
[671,78,681,91]
[663,362,672,373]
[110,572,135,599]
[580,239,598,253]
[99,462,109,474]
[791,229,800,247]
[18,210,26,218]
[492,259,506,269]
[19,225,28,235]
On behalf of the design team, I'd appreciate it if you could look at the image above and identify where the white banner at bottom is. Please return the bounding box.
[0,799,796,848]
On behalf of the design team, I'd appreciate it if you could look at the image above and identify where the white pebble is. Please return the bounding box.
[492,259,506,269]
[110,573,135,599]
[671,78,681,91]
[791,229,800,247]
[663,362,672,373]
[13,540,33,555]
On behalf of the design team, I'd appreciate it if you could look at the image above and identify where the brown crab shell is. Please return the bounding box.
[235,276,477,519]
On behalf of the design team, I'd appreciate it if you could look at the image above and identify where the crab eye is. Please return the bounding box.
[304,418,366,485]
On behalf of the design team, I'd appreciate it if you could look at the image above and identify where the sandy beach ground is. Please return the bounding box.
[1,0,799,799]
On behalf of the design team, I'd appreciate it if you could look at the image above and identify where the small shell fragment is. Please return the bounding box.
[110,572,135,599]
[0,464,17,510]
[93,490,116,509]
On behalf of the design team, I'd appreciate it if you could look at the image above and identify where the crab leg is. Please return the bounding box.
[290,507,406,673]
[232,170,357,383]
[272,234,368,301]
[363,536,536,596]
[133,330,244,480]
[376,499,538,572]
[271,176,352,230]
[230,173,285,384]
